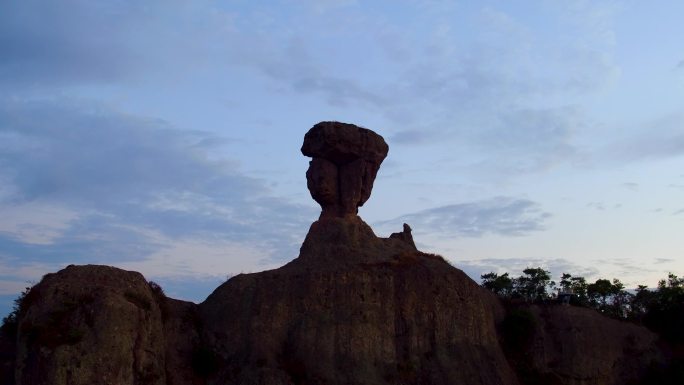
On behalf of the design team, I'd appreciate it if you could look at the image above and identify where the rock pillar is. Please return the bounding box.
[301,121,388,219]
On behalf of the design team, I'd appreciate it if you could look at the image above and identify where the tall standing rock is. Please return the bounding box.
[302,121,389,219]
[200,122,519,385]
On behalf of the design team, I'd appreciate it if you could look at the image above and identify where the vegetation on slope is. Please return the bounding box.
[481,269,684,384]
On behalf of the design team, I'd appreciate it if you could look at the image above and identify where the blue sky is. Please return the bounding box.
[1,0,683,317]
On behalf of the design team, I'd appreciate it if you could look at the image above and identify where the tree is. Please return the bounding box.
[480,272,513,297]
[587,278,613,308]
[515,267,553,302]
[637,273,684,384]
[559,273,573,293]
[585,278,632,317]
[644,273,684,343]
[657,273,684,305]
[1,286,33,338]
[555,273,589,306]
[569,276,588,305]
[606,279,632,319]
[631,284,651,312]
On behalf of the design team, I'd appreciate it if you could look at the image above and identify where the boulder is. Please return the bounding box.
[302,121,388,218]
[517,305,661,385]
[15,265,166,385]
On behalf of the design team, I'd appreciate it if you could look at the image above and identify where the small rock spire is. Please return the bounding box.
[389,223,416,249]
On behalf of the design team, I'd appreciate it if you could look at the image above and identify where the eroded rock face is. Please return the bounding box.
[15,265,166,385]
[521,305,661,385]
[302,121,389,218]
[201,226,515,385]
[195,121,520,384]
[12,266,208,385]
[389,223,417,249]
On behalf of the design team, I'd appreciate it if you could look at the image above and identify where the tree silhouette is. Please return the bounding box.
[480,272,513,297]
[515,267,553,302]
[587,278,612,308]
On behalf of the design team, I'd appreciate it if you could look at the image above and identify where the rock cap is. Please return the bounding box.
[302,121,389,218]
[301,121,388,165]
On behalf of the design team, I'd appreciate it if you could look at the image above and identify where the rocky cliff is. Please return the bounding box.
[199,217,515,385]
[2,122,663,385]
[14,265,167,385]
[500,304,661,385]
[527,305,660,385]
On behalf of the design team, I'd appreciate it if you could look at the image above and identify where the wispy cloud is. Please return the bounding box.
[587,202,606,211]
[0,257,60,295]
[229,2,611,176]
[609,113,684,162]
[305,0,358,14]
[389,129,437,145]
[0,98,315,286]
[595,258,658,279]
[453,257,600,283]
[454,255,669,289]
[0,0,616,180]
[375,197,550,238]
[0,0,238,87]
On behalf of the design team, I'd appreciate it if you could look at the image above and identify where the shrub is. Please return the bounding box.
[148,281,165,298]
[1,286,33,340]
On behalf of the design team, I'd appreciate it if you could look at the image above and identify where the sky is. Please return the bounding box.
[1,0,683,317]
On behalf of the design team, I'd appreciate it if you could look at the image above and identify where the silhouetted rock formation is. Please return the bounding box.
[302,121,388,219]
[15,265,167,385]
[389,223,416,249]
[3,121,664,385]
[11,265,204,385]
[199,123,520,384]
[200,246,514,385]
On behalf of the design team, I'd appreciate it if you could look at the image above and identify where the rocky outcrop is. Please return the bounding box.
[200,217,514,385]
[158,298,206,385]
[302,121,388,219]
[11,265,208,385]
[15,265,167,385]
[389,223,417,250]
[195,123,515,384]
[517,305,661,385]
[7,121,665,385]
